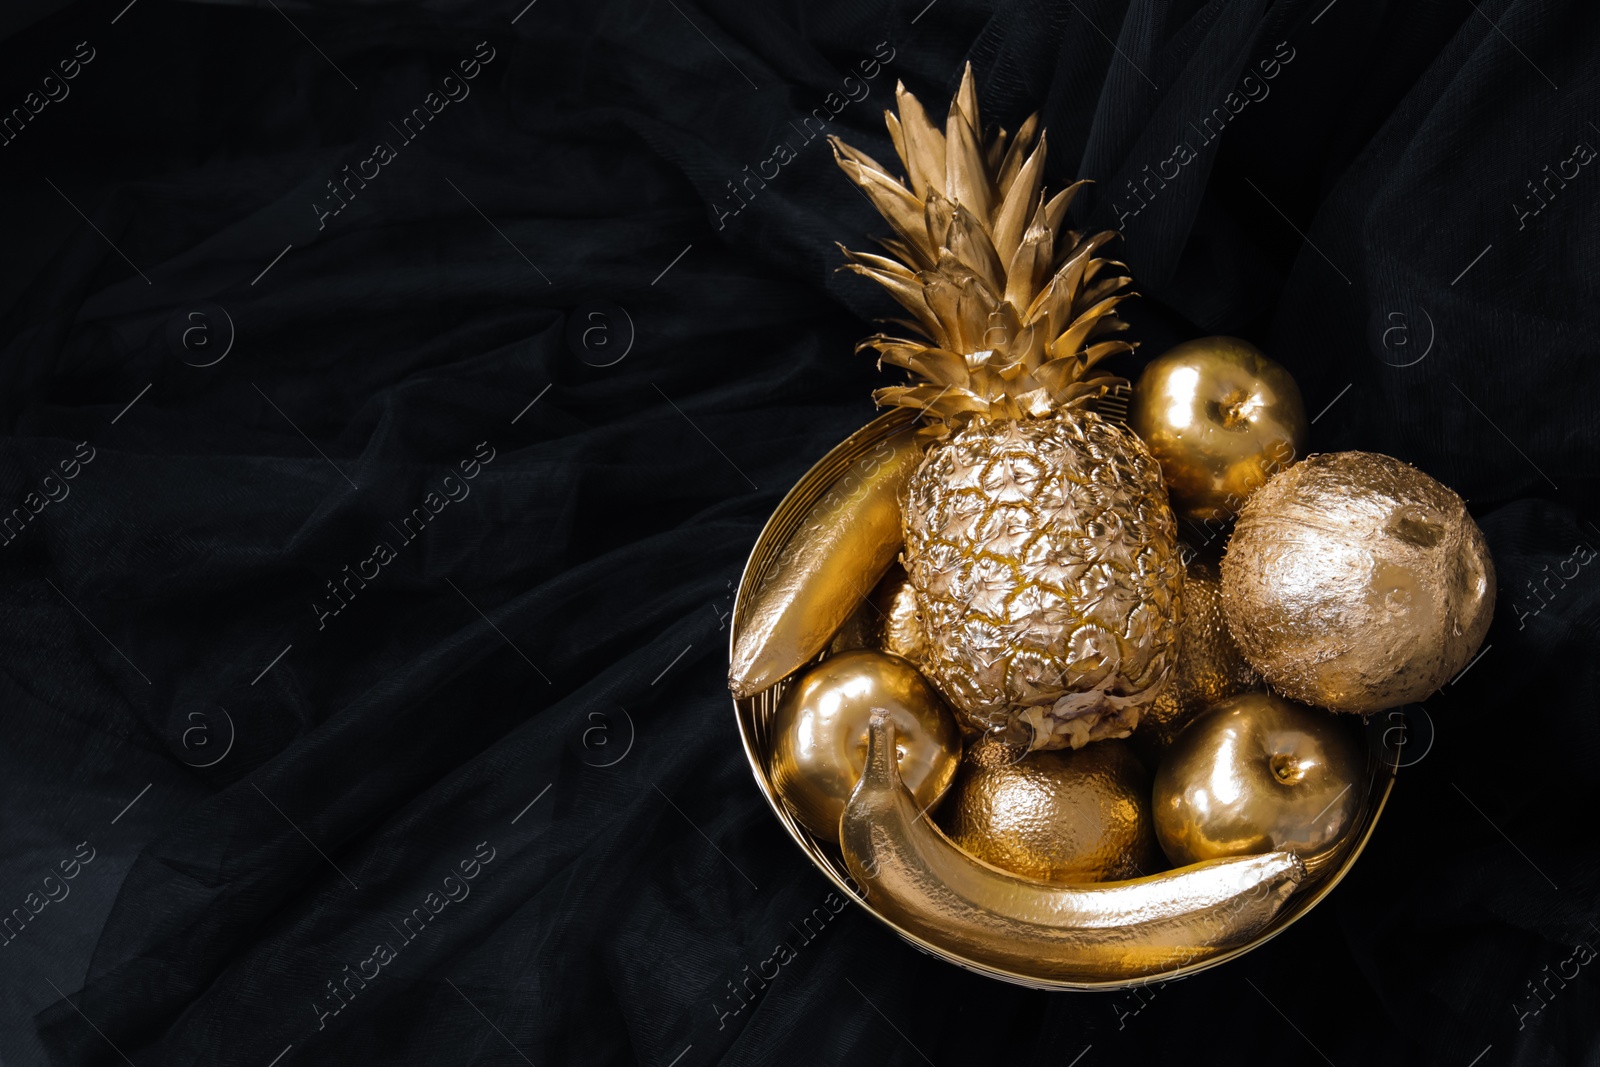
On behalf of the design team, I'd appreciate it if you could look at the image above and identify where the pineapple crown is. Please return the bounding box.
[831,63,1135,434]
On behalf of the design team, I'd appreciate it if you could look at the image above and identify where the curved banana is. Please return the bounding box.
[729,428,924,698]
[841,712,1306,980]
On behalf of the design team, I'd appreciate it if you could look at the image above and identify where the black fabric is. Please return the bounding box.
[0,0,1596,1064]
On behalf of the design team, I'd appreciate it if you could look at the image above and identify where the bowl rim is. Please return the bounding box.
[730,409,1398,991]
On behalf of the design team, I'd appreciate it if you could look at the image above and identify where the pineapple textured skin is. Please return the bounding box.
[832,63,1183,748]
[904,409,1182,749]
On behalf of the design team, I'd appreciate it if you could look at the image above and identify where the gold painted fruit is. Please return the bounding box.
[1136,555,1261,756]
[1221,451,1495,713]
[827,565,929,671]
[1129,337,1308,523]
[843,712,1307,980]
[770,649,959,842]
[833,66,1182,753]
[729,425,924,698]
[937,735,1162,883]
[903,415,1182,753]
[1152,693,1364,868]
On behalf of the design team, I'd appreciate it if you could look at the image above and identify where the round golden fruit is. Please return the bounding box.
[1129,337,1308,523]
[937,735,1161,883]
[1136,555,1261,756]
[827,565,928,670]
[1153,693,1364,867]
[771,649,959,843]
[1220,451,1495,713]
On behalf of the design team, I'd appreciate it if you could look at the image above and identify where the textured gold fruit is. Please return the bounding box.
[729,427,924,698]
[939,735,1160,882]
[1137,556,1261,754]
[1153,693,1364,869]
[905,414,1183,751]
[828,565,929,670]
[770,649,959,842]
[881,573,927,668]
[1221,452,1495,712]
[833,66,1181,750]
[1129,337,1307,522]
[841,712,1306,981]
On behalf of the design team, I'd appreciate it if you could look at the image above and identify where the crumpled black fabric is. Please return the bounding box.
[0,0,1595,1064]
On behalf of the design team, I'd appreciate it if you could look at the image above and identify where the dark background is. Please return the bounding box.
[0,0,1596,1064]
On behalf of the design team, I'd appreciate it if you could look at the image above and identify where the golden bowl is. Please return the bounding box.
[731,409,1397,990]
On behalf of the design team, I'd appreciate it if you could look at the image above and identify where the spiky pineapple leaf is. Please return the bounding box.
[995,112,1040,200]
[833,63,1135,433]
[892,83,946,199]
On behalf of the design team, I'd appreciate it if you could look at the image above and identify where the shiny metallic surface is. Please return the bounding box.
[827,565,929,671]
[1153,693,1364,869]
[1221,451,1496,713]
[731,410,1397,989]
[831,65,1182,754]
[905,411,1183,751]
[1129,337,1308,523]
[939,736,1160,882]
[728,425,924,699]
[881,573,927,669]
[770,649,959,843]
[840,712,1306,981]
[1137,557,1261,755]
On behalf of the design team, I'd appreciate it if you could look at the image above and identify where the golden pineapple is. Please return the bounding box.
[833,65,1181,750]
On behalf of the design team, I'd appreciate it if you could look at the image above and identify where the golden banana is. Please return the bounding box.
[729,428,924,698]
[841,712,1307,981]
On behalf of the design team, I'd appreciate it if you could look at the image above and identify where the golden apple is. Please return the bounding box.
[770,649,959,842]
[1129,337,1308,523]
[1152,693,1363,867]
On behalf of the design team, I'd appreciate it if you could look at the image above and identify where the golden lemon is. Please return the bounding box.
[938,736,1161,883]
[770,649,959,843]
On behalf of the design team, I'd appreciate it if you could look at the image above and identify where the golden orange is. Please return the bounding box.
[938,735,1161,883]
